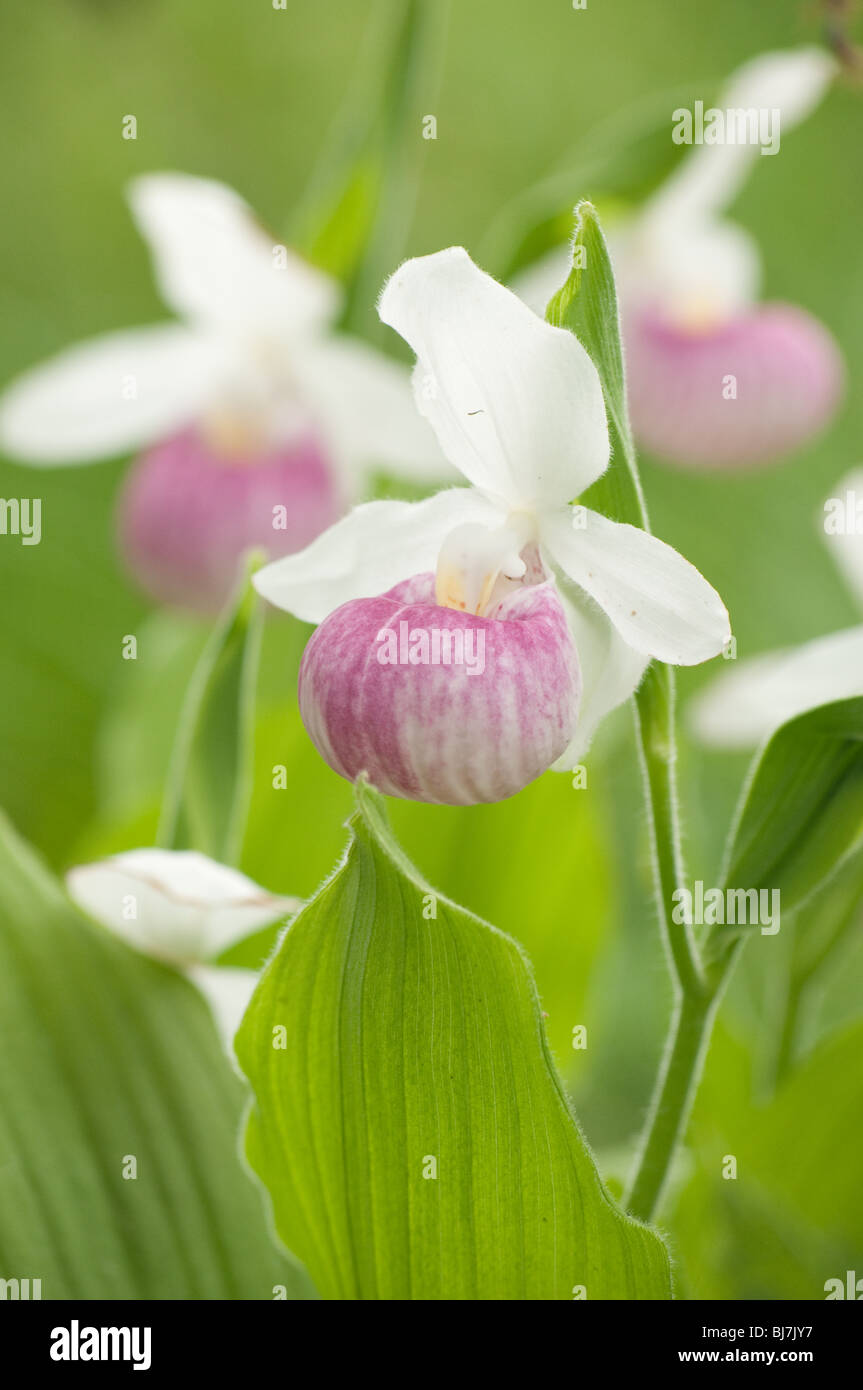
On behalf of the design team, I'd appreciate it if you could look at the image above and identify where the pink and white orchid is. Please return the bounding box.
[0,173,445,610]
[691,467,863,748]
[254,247,731,804]
[517,48,843,469]
[67,849,297,1047]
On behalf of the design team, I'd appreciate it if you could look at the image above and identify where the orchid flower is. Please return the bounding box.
[67,849,297,1047]
[253,247,731,805]
[0,173,446,610]
[516,48,843,469]
[691,468,863,748]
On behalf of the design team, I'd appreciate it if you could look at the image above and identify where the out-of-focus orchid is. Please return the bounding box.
[0,173,445,610]
[516,48,843,470]
[254,247,730,805]
[691,467,863,748]
[67,848,297,1047]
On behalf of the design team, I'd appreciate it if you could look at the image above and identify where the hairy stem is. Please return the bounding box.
[633,665,704,996]
[624,665,738,1222]
[624,991,714,1221]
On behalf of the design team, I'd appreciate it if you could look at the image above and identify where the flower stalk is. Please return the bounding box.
[623,665,717,1221]
[549,202,739,1226]
[633,664,704,998]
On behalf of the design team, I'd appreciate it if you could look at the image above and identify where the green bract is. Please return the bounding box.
[237,779,672,1301]
[714,697,863,956]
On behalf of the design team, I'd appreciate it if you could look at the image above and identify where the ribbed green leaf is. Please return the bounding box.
[238,780,671,1300]
[0,810,313,1300]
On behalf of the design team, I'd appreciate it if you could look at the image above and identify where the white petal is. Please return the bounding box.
[541,506,731,664]
[822,469,863,611]
[128,172,340,337]
[689,626,863,749]
[253,487,501,623]
[553,586,650,766]
[66,849,296,965]
[649,46,835,227]
[378,247,610,508]
[187,964,259,1053]
[290,335,453,493]
[0,324,225,463]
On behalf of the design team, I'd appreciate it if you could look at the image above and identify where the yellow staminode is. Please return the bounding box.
[434,516,534,617]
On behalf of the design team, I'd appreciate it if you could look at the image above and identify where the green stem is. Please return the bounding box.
[624,991,714,1221]
[625,940,743,1222]
[633,665,704,997]
[624,664,736,1221]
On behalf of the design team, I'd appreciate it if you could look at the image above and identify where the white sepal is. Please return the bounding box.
[253,487,501,623]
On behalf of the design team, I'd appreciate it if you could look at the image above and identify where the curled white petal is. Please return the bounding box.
[689,626,863,749]
[379,247,610,508]
[0,324,226,463]
[542,506,731,665]
[253,487,501,623]
[290,335,451,492]
[128,172,340,337]
[66,848,297,965]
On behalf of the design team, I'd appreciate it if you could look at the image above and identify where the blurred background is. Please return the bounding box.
[1,0,861,1299]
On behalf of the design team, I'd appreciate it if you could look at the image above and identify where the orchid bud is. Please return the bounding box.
[298,570,580,805]
[625,302,843,469]
[117,425,342,612]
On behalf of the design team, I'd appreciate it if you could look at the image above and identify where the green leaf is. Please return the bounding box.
[237,780,671,1301]
[715,698,863,950]
[388,772,615,1069]
[157,556,263,865]
[788,847,863,986]
[547,200,647,531]
[0,809,314,1299]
